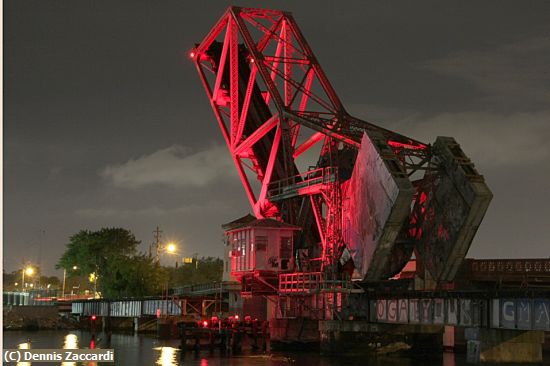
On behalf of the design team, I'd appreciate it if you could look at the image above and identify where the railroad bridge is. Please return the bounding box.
[60,258,550,362]
[5,259,548,362]
[63,281,550,363]
[69,282,241,323]
[9,4,546,363]
[184,6,549,361]
[63,4,550,361]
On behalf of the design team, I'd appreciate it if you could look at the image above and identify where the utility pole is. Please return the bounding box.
[151,226,162,263]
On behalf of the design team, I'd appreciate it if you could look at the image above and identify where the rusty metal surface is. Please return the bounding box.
[467,259,550,284]
[343,132,414,281]
[416,137,493,282]
[470,259,550,274]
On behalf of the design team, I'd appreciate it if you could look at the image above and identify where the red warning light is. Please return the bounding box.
[202,320,208,327]
[91,315,97,321]
[190,51,196,59]
[234,315,239,320]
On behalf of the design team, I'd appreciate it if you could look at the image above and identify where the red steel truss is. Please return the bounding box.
[191,7,432,273]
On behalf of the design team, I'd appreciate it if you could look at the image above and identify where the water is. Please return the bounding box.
[0,330,495,365]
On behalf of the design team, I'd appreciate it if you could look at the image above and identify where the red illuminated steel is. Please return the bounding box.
[192,7,428,273]
[279,272,356,294]
[192,7,491,283]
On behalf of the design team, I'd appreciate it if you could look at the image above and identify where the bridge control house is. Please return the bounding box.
[223,215,300,278]
[222,215,301,319]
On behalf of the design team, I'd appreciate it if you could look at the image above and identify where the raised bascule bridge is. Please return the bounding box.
[187,6,549,361]
[191,6,491,300]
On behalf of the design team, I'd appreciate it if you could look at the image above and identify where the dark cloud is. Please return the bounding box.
[423,35,550,110]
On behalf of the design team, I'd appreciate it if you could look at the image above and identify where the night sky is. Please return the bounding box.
[5,1,550,275]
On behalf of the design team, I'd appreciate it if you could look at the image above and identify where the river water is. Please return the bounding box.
[0,330,509,365]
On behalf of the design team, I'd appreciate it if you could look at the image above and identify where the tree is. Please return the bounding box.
[3,270,18,291]
[57,228,139,276]
[57,228,166,297]
[39,275,61,289]
[170,257,223,287]
[3,267,45,291]
[101,254,167,298]
[57,228,225,297]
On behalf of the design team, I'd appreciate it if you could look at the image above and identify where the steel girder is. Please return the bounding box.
[191,7,491,282]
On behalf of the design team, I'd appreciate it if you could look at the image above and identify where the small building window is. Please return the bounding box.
[231,235,242,257]
[280,236,292,270]
[280,237,292,259]
[255,236,268,251]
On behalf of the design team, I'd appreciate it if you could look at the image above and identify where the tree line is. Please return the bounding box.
[56,227,223,298]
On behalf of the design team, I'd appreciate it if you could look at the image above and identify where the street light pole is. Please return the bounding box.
[62,269,66,298]
[62,266,78,298]
[21,266,34,292]
[89,264,99,298]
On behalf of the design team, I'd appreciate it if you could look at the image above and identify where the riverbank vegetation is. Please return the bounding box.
[56,228,223,298]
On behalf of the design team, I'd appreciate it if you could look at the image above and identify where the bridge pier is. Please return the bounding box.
[319,320,444,355]
[443,325,455,351]
[465,328,544,363]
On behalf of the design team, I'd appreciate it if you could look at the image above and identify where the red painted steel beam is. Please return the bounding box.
[229,17,239,146]
[212,25,231,103]
[235,64,258,146]
[234,115,279,156]
[256,124,282,214]
[293,132,324,158]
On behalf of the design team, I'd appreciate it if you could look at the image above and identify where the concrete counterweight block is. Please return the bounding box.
[416,137,493,282]
[342,132,414,281]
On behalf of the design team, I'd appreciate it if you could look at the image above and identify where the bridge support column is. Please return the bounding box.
[133,318,139,333]
[319,321,443,355]
[443,325,455,351]
[465,328,544,363]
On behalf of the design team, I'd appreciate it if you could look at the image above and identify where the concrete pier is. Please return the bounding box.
[319,320,444,355]
[270,318,320,350]
[465,328,544,363]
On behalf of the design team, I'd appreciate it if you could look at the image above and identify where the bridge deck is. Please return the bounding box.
[65,288,549,332]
